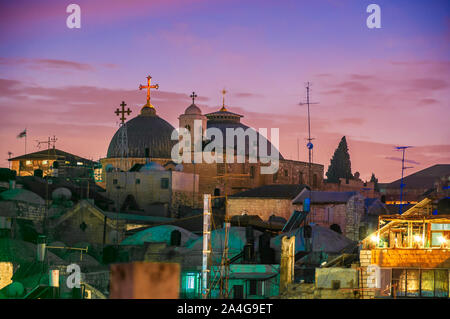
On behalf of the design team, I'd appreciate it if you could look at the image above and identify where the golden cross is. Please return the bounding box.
[139,75,159,107]
[115,101,131,124]
[221,89,227,111]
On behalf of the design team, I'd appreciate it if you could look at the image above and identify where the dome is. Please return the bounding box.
[0,189,45,205]
[205,107,284,159]
[120,225,199,246]
[207,121,285,160]
[184,103,202,115]
[140,162,165,172]
[107,108,177,159]
[52,187,72,201]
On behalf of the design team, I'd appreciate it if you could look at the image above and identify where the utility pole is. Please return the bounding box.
[36,135,57,236]
[299,82,319,188]
[395,146,413,214]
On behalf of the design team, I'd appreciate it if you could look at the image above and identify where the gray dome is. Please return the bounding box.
[207,122,284,160]
[184,103,202,115]
[52,187,72,200]
[107,109,176,159]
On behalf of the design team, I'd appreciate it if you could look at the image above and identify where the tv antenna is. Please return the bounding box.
[394,146,414,214]
[299,82,319,187]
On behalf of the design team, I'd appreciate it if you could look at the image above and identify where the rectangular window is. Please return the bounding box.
[392,269,449,298]
[406,269,420,297]
[186,275,195,290]
[113,179,118,185]
[161,178,169,189]
[435,269,449,298]
[135,179,140,185]
[421,270,434,297]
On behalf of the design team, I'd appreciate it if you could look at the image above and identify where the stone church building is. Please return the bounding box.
[100,86,324,209]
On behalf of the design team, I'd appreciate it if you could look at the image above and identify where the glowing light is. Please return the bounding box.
[370,235,379,244]
[414,235,422,243]
[438,236,447,245]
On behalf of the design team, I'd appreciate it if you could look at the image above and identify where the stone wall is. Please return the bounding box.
[101,156,324,209]
[226,198,293,221]
[369,248,450,268]
[303,193,365,241]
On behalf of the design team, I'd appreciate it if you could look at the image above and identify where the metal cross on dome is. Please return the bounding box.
[220,88,228,111]
[115,101,131,125]
[139,75,159,107]
[190,91,198,104]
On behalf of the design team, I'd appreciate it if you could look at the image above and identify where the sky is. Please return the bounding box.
[0,0,449,182]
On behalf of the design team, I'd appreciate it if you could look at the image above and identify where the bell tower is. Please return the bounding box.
[179,92,207,154]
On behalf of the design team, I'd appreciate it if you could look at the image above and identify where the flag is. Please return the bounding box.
[17,129,26,138]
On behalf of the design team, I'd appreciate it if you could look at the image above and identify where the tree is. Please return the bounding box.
[326,136,353,183]
[370,173,380,192]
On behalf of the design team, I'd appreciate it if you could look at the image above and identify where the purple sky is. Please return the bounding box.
[0,0,449,182]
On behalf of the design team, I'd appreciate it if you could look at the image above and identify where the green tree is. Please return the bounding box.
[370,172,380,192]
[326,136,353,183]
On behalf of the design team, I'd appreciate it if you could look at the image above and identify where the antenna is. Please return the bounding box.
[394,146,413,214]
[299,82,319,187]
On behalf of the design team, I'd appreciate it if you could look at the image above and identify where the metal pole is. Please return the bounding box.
[202,194,212,299]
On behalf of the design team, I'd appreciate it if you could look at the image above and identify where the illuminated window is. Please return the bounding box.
[187,275,195,290]
[42,160,48,165]
[77,162,83,166]
[26,160,32,165]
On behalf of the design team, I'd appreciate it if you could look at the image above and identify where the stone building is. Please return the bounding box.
[292,190,367,241]
[226,184,309,221]
[105,162,199,217]
[359,198,450,299]
[9,148,97,179]
[100,90,324,209]
[50,200,174,248]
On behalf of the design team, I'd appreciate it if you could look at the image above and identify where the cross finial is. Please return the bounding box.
[190,91,197,104]
[115,101,132,125]
[220,88,227,111]
[139,75,159,108]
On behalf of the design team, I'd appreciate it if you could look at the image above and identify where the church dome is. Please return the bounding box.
[206,107,284,160]
[107,107,176,159]
[184,103,202,115]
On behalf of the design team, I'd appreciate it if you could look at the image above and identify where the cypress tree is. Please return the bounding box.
[326,136,353,183]
[370,172,380,192]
